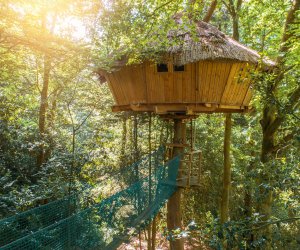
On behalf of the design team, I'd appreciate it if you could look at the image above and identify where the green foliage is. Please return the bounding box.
[0,0,299,249]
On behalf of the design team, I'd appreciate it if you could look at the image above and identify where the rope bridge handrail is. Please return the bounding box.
[0,148,180,250]
[0,147,164,247]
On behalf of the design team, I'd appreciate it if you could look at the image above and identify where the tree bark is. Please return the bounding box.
[243,148,255,247]
[226,0,243,41]
[256,2,299,247]
[44,87,60,161]
[277,0,300,65]
[151,216,157,250]
[203,0,218,22]
[147,113,152,250]
[36,55,51,168]
[167,119,185,250]
[220,113,232,223]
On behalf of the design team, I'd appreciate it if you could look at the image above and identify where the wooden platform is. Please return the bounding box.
[112,103,251,114]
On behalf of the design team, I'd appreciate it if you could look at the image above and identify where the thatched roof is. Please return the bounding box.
[167,21,274,66]
[99,20,274,74]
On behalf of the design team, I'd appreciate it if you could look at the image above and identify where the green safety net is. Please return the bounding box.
[0,147,180,250]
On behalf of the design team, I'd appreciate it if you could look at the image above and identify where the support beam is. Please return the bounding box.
[112,103,250,114]
[220,113,232,223]
[167,118,186,250]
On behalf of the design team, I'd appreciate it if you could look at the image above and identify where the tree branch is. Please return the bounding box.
[236,0,243,12]
[203,0,218,22]
[240,217,300,232]
[265,116,284,136]
[287,84,300,111]
[222,0,232,14]
[273,131,297,153]
[74,108,95,132]
[277,0,300,65]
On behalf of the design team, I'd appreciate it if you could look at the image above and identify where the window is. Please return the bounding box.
[174,65,185,72]
[157,64,168,72]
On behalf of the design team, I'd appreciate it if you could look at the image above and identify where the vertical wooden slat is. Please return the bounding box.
[106,74,120,105]
[111,72,128,105]
[224,63,243,104]
[213,63,231,103]
[164,72,171,102]
[173,71,183,103]
[208,62,219,102]
[185,63,194,102]
[182,65,188,102]
[143,63,148,104]
[237,65,252,105]
[128,64,147,103]
[220,63,240,104]
[203,61,213,102]
[146,62,153,103]
[242,87,252,106]
[197,61,207,102]
[122,66,134,103]
[194,62,198,103]
[227,63,248,105]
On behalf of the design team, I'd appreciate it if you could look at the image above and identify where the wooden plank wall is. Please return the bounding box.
[221,62,253,106]
[197,61,233,103]
[106,61,253,108]
[108,64,147,105]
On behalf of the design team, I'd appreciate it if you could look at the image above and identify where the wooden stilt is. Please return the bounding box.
[151,216,157,250]
[138,230,142,250]
[167,118,185,250]
[148,113,152,250]
[220,113,232,223]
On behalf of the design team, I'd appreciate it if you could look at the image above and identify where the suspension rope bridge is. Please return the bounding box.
[0,147,180,250]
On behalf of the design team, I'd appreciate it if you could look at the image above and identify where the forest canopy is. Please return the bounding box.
[0,0,299,249]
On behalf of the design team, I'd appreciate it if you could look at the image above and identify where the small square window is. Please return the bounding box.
[157,64,168,72]
[174,65,185,72]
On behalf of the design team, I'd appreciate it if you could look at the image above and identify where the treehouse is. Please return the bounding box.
[98,22,274,116]
[98,21,273,189]
[99,20,274,250]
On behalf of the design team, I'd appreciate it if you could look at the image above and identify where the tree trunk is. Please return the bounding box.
[147,113,152,250]
[220,113,232,223]
[256,2,300,247]
[244,150,255,248]
[203,0,218,22]
[44,88,60,161]
[151,216,157,250]
[167,119,185,250]
[257,106,277,249]
[226,0,242,41]
[36,55,51,168]
[232,16,239,41]
[244,152,254,218]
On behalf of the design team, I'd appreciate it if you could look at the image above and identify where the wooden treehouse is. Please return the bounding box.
[99,21,273,188]
[99,22,273,116]
[99,20,273,249]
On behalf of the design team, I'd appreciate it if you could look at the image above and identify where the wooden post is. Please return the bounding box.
[220,113,232,223]
[167,118,185,250]
[151,216,157,250]
[148,113,152,250]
